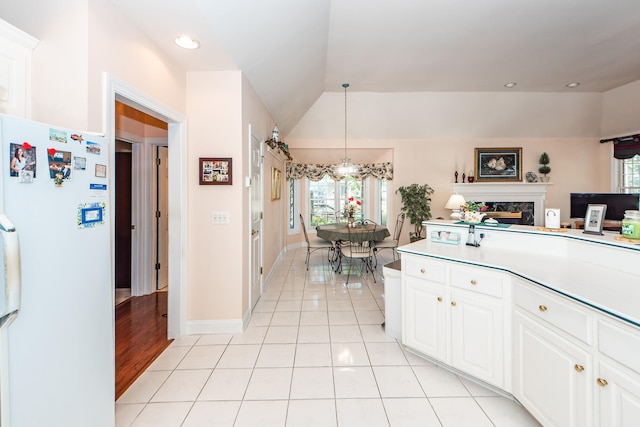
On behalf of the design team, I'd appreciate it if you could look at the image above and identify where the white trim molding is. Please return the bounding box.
[452,183,550,226]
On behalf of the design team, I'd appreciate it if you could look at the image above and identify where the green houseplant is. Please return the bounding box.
[396,183,434,241]
[538,152,551,182]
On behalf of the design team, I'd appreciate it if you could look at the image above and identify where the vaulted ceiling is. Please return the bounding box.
[111,0,640,135]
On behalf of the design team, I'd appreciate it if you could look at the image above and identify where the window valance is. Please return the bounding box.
[286,162,393,181]
[600,134,640,159]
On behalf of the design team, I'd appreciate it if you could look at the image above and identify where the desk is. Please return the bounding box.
[316,223,390,242]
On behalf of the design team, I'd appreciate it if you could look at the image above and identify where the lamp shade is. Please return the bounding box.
[445,194,466,210]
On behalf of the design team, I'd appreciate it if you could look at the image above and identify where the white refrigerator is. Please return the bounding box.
[0,114,114,426]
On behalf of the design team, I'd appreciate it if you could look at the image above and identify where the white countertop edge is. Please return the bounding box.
[398,244,640,329]
[423,220,640,252]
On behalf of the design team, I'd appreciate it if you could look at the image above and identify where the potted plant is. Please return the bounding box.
[538,152,551,182]
[396,183,434,241]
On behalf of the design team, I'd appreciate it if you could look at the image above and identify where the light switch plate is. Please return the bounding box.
[211,211,230,224]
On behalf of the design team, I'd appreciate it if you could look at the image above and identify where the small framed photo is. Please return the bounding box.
[583,204,607,235]
[271,167,282,201]
[474,147,522,182]
[95,164,107,178]
[199,157,232,185]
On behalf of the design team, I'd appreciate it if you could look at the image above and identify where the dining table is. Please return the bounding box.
[316,223,390,273]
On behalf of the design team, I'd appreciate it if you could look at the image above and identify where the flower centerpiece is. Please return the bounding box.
[343,197,361,224]
[461,200,488,224]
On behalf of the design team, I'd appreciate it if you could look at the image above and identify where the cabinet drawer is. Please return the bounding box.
[514,283,593,345]
[450,265,503,298]
[598,318,640,374]
[404,256,446,283]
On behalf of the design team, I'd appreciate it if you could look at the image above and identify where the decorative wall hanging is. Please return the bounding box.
[199,157,232,185]
[271,167,282,200]
[474,147,522,182]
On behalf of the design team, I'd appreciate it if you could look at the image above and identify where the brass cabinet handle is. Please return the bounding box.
[470,279,477,285]
[574,364,584,373]
[451,301,457,307]
[539,305,548,312]
[420,268,425,274]
[597,378,608,387]
[437,297,442,302]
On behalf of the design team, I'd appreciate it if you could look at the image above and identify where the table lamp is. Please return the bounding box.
[445,194,466,220]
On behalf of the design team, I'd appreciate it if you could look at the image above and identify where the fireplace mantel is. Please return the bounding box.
[452,182,550,226]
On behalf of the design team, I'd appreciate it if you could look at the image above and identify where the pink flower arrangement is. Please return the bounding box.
[344,197,361,216]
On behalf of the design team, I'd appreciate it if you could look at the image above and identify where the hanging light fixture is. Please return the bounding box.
[338,83,356,176]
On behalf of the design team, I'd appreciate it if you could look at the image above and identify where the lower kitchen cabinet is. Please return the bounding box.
[450,288,504,387]
[404,276,446,361]
[597,361,640,426]
[513,311,593,427]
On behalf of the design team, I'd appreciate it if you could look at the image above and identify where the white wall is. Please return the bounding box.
[601,79,640,137]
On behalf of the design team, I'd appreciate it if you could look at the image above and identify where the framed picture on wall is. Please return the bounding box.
[583,204,607,235]
[271,167,282,200]
[474,147,522,182]
[199,157,232,185]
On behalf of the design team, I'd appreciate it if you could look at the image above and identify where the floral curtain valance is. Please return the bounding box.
[286,162,393,181]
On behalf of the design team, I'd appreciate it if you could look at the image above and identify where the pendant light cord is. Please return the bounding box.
[343,83,349,162]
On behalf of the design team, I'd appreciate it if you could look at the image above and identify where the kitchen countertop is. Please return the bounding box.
[398,221,640,327]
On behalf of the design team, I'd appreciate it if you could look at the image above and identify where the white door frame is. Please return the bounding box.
[249,124,264,312]
[104,73,187,339]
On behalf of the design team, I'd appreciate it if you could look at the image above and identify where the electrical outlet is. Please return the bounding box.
[211,211,230,224]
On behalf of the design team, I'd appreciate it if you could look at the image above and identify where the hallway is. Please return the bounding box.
[116,291,173,399]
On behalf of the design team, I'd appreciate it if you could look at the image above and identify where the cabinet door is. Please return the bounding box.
[513,312,593,427]
[598,361,640,427]
[450,289,504,388]
[404,277,446,361]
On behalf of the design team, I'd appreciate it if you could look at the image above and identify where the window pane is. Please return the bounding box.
[309,176,336,226]
[622,154,640,193]
[379,178,388,226]
[339,176,365,222]
[289,178,295,229]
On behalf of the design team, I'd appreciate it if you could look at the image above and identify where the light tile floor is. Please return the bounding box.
[116,247,541,426]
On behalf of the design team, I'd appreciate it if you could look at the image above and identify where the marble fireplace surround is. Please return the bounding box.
[452,183,550,226]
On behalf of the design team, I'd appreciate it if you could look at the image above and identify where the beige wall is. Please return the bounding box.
[601,79,640,137]
[0,0,186,130]
[287,90,614,240]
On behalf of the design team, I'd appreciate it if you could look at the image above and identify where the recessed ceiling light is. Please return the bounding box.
[504,82,517,88]
[566,82,580,88]
[174,35,200,50]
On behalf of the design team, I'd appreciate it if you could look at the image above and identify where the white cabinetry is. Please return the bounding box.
[403,256,447,361]
[402,255,508,389]
[597,318,640,426]
[513,311,592,427]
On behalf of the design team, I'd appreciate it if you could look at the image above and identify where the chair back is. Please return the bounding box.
[300,214,310,244]
[393,213,406,241]
[346,221,377,256]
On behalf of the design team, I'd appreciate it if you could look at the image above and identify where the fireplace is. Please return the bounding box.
[452,183,549,226]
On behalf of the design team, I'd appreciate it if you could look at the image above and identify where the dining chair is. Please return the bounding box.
[300,214,334,270]
[340,220,377,283]
[373,212,405,267]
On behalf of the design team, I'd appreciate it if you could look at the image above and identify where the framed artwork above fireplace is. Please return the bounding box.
[474,147,522,182]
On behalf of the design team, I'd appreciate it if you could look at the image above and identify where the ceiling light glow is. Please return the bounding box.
[174,35,200,50]
[566,82,580,88]
[504,82,517,88]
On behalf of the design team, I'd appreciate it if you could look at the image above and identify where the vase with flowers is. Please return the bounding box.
[343,197,361,226]
[461,200,488,224]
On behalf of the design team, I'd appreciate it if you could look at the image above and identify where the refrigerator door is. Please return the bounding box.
[0,214,21,329]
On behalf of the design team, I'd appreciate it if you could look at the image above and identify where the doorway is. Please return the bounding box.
[114,141,132,305]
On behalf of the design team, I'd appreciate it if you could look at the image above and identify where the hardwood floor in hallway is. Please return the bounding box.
[115,292,173,399]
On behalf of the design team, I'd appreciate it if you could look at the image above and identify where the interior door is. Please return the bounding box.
[156,146,168,290]
[115,151,132,289]
[250,127,263,310]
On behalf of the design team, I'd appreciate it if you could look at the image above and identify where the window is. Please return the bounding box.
[308,175,366,227]
[288,178,300,234]
[620,154,640,193]
[378,178,388,226]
